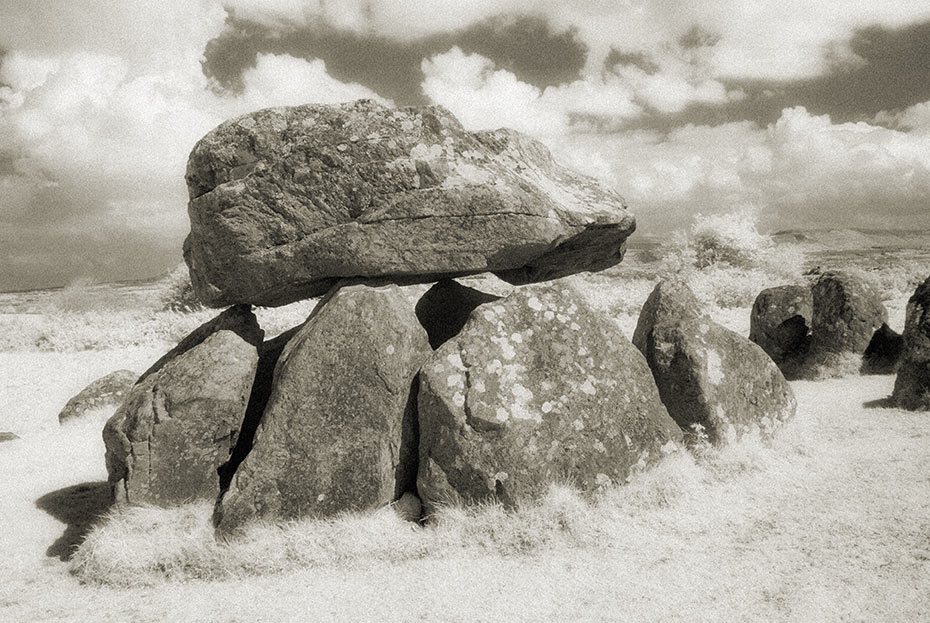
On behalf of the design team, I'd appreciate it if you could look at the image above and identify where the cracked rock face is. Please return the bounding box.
[184,99,635,307]
[893,275,930,410]
[215,283,431,535]
[635,280,796,444]
[416,279,682,513]
[102,306,262,506]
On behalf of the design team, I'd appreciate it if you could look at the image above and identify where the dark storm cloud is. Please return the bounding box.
[619,20,930,133]
[203,14,587,106]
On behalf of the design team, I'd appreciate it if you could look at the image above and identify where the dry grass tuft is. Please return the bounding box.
[70,428,805,587]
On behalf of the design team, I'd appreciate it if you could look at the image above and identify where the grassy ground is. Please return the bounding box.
[1,232,927,621]
[1,296,928,621]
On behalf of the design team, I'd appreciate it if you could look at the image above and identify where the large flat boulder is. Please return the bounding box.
[417,280,682,513]
[215,283,432,535]
[184,100,635,307]
[102,306,263,505]
[634,280,796,444]
[893,276,930,410]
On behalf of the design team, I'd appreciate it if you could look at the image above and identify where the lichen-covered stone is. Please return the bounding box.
[810,271,887,357]
[184,100,635,307]
[59,369,137,424]
[635,280,796,444]
[102,306,262,505]
[631,277,701,354]
[893,276,930,410]
[215,283,431,535]
[417,279,682,513]
[749,285,812,379]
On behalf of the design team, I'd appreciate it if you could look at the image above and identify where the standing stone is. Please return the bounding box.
[892,276,930,410]
[417,280,682,513]
[215,283,431,535]
[102,306,262,506]
[58,370,137,424]
[634,280,796,444]
[861,323,903,375]
[749,285,812,379]
[184,100,635,307]
[810,271,887,357]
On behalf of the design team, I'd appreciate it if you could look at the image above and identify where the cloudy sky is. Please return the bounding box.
[2,1,930,291]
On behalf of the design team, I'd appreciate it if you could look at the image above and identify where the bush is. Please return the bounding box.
[160,265,204,313]
[656,210,807,309]
[689,212,774,269]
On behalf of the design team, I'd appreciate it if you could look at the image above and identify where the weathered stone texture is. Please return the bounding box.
[417,280,682,513]
[59,369,137,424]
[215,283,431,534]
[893,276,930,410]
[635,280,796,444]
[749,285,812,378]
[102,306,262,505]
[861,323,903,375]
[184,100,635,307]
[810,271,887,357]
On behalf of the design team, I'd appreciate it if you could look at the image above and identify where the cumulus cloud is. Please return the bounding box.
[0,1,401,288]
[2,0,930,288]
[222,0,930,81]
[550,106,930,232]
[236,53,388,109]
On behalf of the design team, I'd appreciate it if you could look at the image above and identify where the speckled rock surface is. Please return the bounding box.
[215,283,431,535]
[635,280,796,444]
[631,277,701,354]
[893,276,930,410]
[184,99,635,307]
[58,369,137,424]
[749,285,812,379]
[102,306,262,506]
[417,279,682,513]
[810,271,887,357]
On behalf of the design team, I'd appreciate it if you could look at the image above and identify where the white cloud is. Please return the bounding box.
[0,1,405,287]
[221,0,930,82]
[236,53,389,110]
[552,106,930,232]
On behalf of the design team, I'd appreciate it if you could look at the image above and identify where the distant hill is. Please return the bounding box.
[771,229,930,250]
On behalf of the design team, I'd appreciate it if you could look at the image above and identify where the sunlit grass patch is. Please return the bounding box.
[70,420,810,588]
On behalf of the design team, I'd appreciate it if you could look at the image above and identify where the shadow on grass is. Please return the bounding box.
[36,482,112,561]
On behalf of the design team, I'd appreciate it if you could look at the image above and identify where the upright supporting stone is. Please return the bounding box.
[417,279,682,513]
[215,283,431,535]
[634,279,796,444]
[103,306,262,506]
[893,276,930,410]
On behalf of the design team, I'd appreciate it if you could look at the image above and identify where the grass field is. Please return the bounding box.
[1,230,928,622]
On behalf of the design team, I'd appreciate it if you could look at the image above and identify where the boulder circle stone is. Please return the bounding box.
[58,369,138,424]
[215,282,431,535]
[417,279,683,513]
[102,306,262,506]
[634,279,797,444]
[749,285,812,377]
[892,276,930,410]
[861,323,903,375]
[810,271,887,356]
[184,100,635,307]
